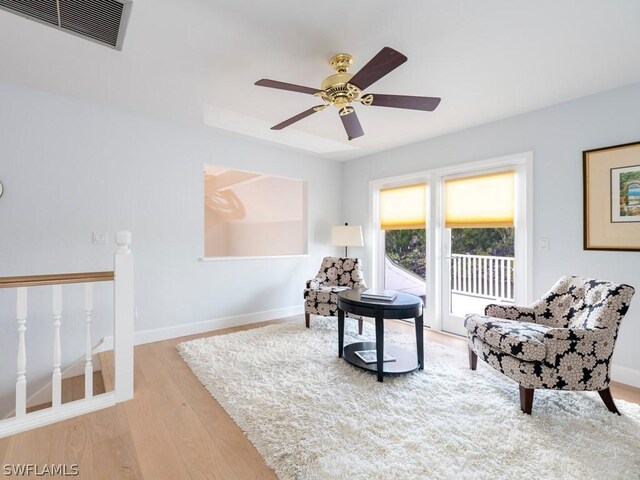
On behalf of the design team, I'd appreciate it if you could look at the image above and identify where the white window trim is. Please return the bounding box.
[369,151,533,335]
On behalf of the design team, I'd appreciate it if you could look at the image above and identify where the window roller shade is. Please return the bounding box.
[445,170,515,228]
[380,183,427,230]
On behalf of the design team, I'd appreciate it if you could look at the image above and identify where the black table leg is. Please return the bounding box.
[375,310,384,382]
[415,313,424,370]
[338,308,345,358]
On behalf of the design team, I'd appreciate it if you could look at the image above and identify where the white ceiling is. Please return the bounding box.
[1,0,639,161]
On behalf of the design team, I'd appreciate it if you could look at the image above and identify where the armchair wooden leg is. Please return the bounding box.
[358,318,363,335]
[598,387,621,415]
[468,347,477,370]
[519,386,534,414]
[305,313,310,328]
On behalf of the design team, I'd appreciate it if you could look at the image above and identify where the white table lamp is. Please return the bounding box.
[331,223,364,257]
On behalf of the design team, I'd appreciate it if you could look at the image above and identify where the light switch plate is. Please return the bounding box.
[92,232,108,244]
[539,237,550,251]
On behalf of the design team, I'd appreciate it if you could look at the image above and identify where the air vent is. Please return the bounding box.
[0,0,132,50]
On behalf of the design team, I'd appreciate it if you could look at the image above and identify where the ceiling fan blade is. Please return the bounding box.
[271,105,325,130]
[349,47,408,91]
[339,109,364,141]
[367,94,441,111]
[255,79,322,95]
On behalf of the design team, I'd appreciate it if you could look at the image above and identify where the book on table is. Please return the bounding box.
[354,349,396,364]
[361,289,398,301]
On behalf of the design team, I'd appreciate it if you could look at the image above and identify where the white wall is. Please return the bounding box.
[0,82,342,410]
[342,81,640,386]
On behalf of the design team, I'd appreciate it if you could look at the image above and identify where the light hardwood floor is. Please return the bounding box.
[1,315,638,479]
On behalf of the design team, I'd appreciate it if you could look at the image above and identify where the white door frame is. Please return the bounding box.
[369,151,533,335]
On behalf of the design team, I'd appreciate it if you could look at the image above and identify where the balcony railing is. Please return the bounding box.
[451,253,514,302]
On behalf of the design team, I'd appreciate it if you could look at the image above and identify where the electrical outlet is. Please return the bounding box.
[92,232,108,244]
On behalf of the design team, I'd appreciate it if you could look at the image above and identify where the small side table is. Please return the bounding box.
[337,289,424,382]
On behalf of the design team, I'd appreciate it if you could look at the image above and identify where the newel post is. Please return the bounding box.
[114,230,134,402]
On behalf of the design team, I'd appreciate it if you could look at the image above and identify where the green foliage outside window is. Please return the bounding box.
[451,228,514,257]
[384,227,515,277]
[384,229,426,278]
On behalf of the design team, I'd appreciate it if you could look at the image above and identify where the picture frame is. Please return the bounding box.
[583,141,640,251]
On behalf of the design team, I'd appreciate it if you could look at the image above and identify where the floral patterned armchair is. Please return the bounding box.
[465,276,635,415]
[304,257,367,333]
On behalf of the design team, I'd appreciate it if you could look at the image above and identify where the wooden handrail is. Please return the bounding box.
[0,271,114,289]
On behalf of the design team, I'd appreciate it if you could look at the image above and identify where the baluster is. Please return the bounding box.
[16,288,27,417]
[462,256,466,293]
[493,258,500,299]
[505,259,509,299]
[471,257,475,294]
[472,256,475,294]
[85,283,94,399]
[500,259,505,299]
[483,257,487,296]
[52,285,62,408]
[453,256,457,292]
[507,259,512,300]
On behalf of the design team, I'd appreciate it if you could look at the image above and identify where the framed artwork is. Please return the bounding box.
[583,141,640,251]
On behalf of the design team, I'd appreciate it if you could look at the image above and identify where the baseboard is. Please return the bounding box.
[97,304,304,352]
[611,364,640,389]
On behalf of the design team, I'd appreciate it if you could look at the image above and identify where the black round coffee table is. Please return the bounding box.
[337,289,424,382]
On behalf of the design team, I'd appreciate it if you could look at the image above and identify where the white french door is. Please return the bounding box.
[370,152,532,337]
[440,164,530,335]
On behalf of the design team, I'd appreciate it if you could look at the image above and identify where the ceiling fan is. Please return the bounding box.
[255,47,441,141]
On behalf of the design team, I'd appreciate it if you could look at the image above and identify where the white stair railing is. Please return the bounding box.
[451,254,515,302]
[15,288,27,418]
[84,283,94,400]
[0,231,134,438]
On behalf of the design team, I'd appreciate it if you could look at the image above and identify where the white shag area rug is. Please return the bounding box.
[177,318,640,480]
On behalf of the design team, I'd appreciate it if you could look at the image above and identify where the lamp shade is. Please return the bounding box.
[331,225,364,247]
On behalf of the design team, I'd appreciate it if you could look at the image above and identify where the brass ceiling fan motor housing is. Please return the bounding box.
[318,53,362,112]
